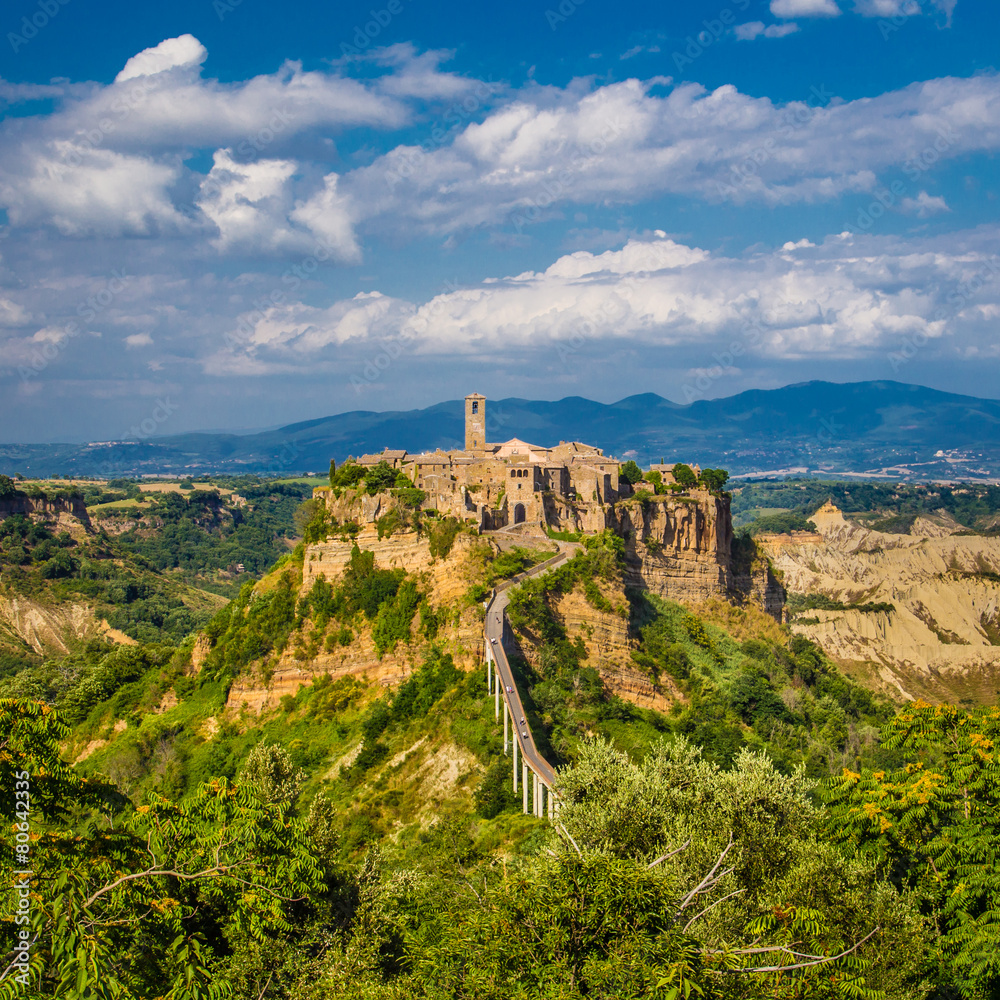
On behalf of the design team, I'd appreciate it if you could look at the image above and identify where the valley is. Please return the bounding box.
[3,455,1000,999]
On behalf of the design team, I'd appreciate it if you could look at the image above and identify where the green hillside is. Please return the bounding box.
[2,495,999,999]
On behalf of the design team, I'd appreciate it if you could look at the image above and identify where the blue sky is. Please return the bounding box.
[0,0,997,441]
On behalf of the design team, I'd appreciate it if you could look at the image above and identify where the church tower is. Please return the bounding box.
[465,393,486,453]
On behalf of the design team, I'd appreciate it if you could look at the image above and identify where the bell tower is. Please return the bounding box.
[465,392,486,452]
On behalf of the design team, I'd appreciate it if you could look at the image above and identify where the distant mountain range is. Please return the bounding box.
[4,380,1000,480]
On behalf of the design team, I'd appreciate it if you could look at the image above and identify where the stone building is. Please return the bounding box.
[355,393,626,531]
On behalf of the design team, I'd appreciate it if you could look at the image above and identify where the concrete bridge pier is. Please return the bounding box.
[513,731,518,791]
[503,702,508,754]
[522,764,529,813]
[495,674,500,721]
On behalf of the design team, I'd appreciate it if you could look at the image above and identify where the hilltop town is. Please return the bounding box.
[344,392,694,534]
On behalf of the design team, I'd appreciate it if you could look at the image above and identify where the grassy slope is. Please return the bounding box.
[57,532,902,879]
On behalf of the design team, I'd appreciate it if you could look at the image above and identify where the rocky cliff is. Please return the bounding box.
[227,487,779,715]
[0,593,104,655]
[226,521,491,714]
[0,493,92,538]
[505,573,681,713]
[760,501,1000,703]
[302,522,488,608]
[606,492,784,618]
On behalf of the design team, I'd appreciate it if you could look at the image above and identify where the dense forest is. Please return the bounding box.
[1,476,999,999]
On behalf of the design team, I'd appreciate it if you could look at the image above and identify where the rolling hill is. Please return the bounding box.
[3,380,1000,478]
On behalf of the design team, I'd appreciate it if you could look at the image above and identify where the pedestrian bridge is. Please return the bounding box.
[483,544,575,820]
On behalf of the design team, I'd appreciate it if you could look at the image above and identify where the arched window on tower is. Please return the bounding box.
[472,401,479,414]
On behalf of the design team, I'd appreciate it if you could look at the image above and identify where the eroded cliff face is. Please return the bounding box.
[302,523,488,607]
[226,523,490,714]
[225,624,483,716]
[0,593,103,655]
[605,493,784,618]
[226,489,779,715]
[508,576,682,713]
[608,493,730,605]
[0,495,102,656]
[0,494,92,538]
[225,600,486,714]
[760,501,1000,703]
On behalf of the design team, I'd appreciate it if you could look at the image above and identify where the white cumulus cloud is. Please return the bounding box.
[213,230,1000,372]
[734,21,802,38]
[771,0,841,16]
[900,190,950,216]
[116,34,209,83]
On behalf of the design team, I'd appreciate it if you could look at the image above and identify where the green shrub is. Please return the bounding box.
[391,648,462,722]
[393,487,427,509]
[428,517,461,559]
[474,755,519,819]
[376,508,402,540]
[746,512,818,536]
[341,546,405,618]
[372,580,420,655]
[329,461,367,494]
[620,460,643,484]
